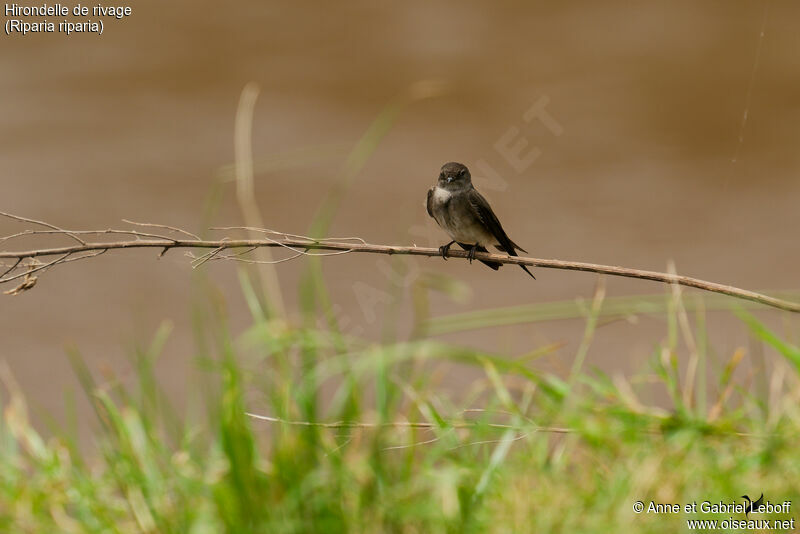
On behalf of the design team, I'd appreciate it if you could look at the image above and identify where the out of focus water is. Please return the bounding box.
[2,1,798,432]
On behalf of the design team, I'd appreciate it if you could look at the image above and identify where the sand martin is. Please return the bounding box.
[426,162,534,279]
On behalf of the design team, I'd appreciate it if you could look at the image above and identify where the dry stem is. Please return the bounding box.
[1,212,798,313]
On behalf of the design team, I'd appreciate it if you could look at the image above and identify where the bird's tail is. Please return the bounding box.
[519,264,535,279]
[508,239,527,254]
[494,244,535,279]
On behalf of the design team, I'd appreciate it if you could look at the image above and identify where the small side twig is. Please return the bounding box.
[123,219,202,241]
[0,211,86,246]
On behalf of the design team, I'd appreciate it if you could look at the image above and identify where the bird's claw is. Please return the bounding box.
[468,245,477,263]
[439,241,455,261]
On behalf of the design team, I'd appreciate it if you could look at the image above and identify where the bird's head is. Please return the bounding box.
[438,162,472,191]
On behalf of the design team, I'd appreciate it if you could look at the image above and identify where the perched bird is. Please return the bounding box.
[426,161,534,279]
[742,493,764,517]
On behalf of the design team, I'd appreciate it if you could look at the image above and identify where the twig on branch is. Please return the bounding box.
[122,219,202,241]
[0,213,798,313]
[0,211,86,246]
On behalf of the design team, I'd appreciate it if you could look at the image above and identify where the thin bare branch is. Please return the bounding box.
[0,211,86,246]
[0,228,175,242]
[245,412,562,432]
[122,219,201,241]
[245,412,768,438]
[0,213,798,313]
[0,258,21,279]
[61,249,108,264]
[211,226,367,245]
[213,251,304,265]
[0,254,71,284]
[190,245,227,268]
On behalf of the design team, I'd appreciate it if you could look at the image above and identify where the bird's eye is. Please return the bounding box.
[458,169,466,177]
[439,172,445,179]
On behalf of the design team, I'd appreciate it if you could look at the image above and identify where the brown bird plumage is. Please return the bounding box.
[426,162,534,279]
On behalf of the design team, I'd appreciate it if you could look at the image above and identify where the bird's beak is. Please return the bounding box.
[446,176,453,183]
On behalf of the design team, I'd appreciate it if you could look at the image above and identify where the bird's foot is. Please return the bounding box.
[439,240,455,260]
[467,244,477,263]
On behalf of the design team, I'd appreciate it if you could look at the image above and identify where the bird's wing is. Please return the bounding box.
[467,188,536,280]
[426,186,435,218]
[467,188,518,255]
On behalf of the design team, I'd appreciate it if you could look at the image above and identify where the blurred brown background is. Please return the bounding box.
[2,1,798,428]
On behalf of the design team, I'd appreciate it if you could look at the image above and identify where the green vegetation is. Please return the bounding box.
[4,94,798,533]
[2,272,799,533]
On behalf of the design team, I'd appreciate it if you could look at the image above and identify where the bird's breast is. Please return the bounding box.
[431,189,497,246]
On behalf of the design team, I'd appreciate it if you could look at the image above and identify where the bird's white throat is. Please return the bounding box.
[432,187,452,203]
